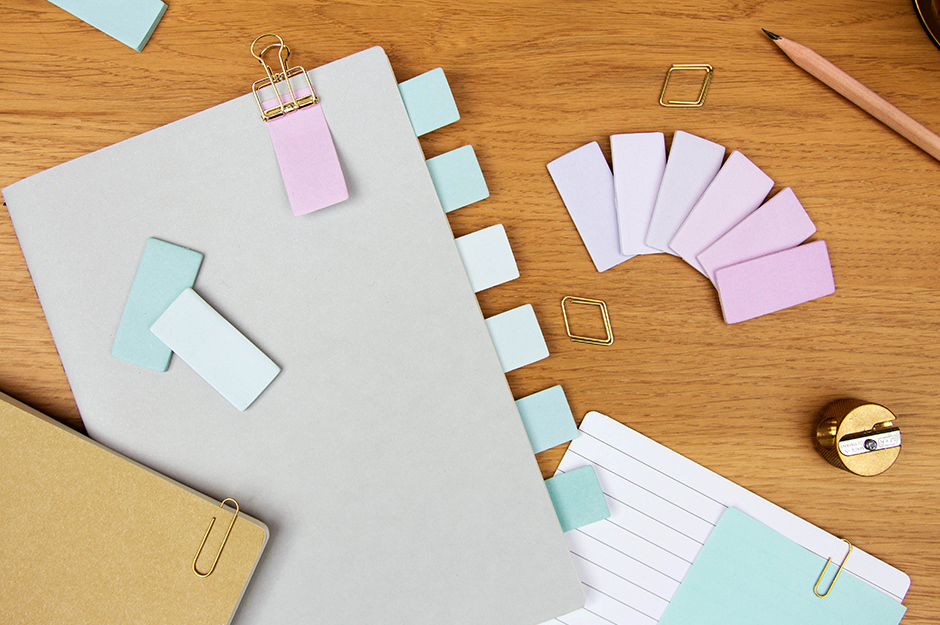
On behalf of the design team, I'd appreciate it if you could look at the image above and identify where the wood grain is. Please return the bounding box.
[2,0,939,620]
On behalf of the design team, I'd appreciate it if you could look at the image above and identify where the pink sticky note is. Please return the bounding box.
[612,132,666,257]
[548,142,633,272]
[698,187,817,284]
[715,240,835,324]
[669,151,774,275]
[263,92,348,216]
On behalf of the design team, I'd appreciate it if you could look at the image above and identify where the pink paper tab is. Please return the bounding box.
[698,187,817,284]
[263,92,348,216]
[715,240,835,324]
[669,151,773,275]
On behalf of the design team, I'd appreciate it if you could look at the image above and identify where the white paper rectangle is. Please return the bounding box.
[454,224,519,292]
[612,132,666,256]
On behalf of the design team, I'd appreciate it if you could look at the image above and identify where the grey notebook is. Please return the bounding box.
[3,47,584,624]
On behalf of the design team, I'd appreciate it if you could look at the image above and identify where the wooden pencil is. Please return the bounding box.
[763,29,940,162]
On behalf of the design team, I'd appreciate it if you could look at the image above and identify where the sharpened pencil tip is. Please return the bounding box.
[762,28,781,40]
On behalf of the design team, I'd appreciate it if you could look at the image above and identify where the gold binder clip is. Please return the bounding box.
[659,64,713,107]
[251,33,317,121]
[192,498,240,577]
[561,296,614,346]
[813,539,852,598]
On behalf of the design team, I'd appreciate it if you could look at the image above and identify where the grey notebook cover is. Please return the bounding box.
[3,47,584,624]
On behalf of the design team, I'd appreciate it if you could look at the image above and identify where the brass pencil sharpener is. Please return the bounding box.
[815,399,901,476]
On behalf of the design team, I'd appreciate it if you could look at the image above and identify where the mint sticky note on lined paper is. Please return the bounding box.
[47,0,167,52]
[658,508,906,625]
[454,224,519,293]
[111,238,203,371]
[545,465,610,532]
[427,145,489,213]
[398,68,460,137]
[484,304,549,373]
[515,385,578,453]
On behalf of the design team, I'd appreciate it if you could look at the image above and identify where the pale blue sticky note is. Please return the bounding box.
[398,68,460,136]
[515,385,578,453]
[426,145,489,213]
[47,0,167,52]
[544,465,610,532]
[658,508,907,625]
[484,304,549,373]
[111,238,203,371]
[454,224,518,293]
[151,289,280,411]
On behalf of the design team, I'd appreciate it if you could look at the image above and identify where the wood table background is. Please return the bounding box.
[1,0,938,621]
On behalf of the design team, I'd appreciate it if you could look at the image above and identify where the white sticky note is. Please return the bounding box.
[611,133,666,256]
[645,131,726,254]
[485,304,549,373]
[454,224,520,293]
[150,288,280,411]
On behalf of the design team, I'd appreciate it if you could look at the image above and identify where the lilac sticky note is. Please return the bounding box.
[715,240,835,324]
[263,90,348,216]
[698,187,817,284]
[611,132,666,256]
[548,142,633,272]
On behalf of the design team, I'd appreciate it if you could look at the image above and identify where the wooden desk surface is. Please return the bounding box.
[1,0,938,620]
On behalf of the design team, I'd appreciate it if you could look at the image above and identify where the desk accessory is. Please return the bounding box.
[515,385,579,454]
[0,391,268,625]
[454,224,519,292]
[561,296,614,346]
[913,0,940,50]
[544,465,611,532]
[764,29,940,163]
[816,399,901,476]
[485,304,551,372]
[397,67,461,136]
[612,132,666,256]
[659,64,714,107]
[426,144,490,212]
[46,0,166,51]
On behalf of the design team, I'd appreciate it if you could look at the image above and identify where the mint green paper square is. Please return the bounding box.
[47,0,167,52]
[516,385,578,453]
[545,465,610,532]
[426,145,489,213]
[398,67,460,137]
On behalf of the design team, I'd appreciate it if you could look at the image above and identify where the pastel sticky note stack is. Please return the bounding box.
[485,304,549,373]
[398,68,460,137]
[426,145,489,213]
[545,465,611,532]
[454,224,519,292]
[515,385,578,454]
[611,132,666,256]
[47,0,167,52]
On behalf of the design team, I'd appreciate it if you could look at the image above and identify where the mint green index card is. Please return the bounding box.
[398,68,460,136]
[47,0,167,52]
[658,508,907,625]
[484,304,549,373]
[545,465,610,532]
[111,238,203,371]
[515,385,578,453]
[426,145,489,213]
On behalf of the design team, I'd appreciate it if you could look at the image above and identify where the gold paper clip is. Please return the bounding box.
[192,498,240,577]
[251,33,317,121]
[813,539,852,598]
[659,64,714,107]
[561,296,613,346]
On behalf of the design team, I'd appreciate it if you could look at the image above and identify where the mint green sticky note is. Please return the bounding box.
[484,304,549,373]
[658,508,906,625]
[398,68,460,137]
[516,385,578,453]
[47,0,167,52]
[426,145,489,213]
[545,465,610,532]
[111,238,203,371]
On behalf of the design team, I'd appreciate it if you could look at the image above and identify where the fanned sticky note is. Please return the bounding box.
[698,187,816,284]
[548,142,633,272]
[612,132,666,256]
[426,145,489,213]
[484,304,549,373]
[658,508,906,625]
[47,0,167,52]
[150,289,280,411]
[515,385,578,454]
[670,150,774,274]
[715,240,835,324]
[645,131,726,254]
[111,238,203,371]
[398,68,460,137]
[454,224,519,293]
[545,465,610,532]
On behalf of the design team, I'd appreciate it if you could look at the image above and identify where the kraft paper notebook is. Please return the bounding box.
[0,391,268,625]
[2,47,583,624]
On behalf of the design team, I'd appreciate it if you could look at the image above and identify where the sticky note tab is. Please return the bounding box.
[698,187,817,284]
[646,131,726,254]
[515,385,578,454]
[545,466,610,532]
[47,0,167,52]
[547,142,633,272]
[715,240,835,324]
[657,508,907,625]
[150,289,280,411]
[611,132,666,256]
[669,151,774,274]
[426,145,489,213]
[397,68,460,137]
[111,238,203,371]
[485,304,549,373]
[454,224,519,293]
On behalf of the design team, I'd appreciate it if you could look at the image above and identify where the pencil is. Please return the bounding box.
[763,29,940,163]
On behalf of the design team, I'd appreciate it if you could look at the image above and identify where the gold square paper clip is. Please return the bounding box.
[561,296,613,346]
[659,64,714,107]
